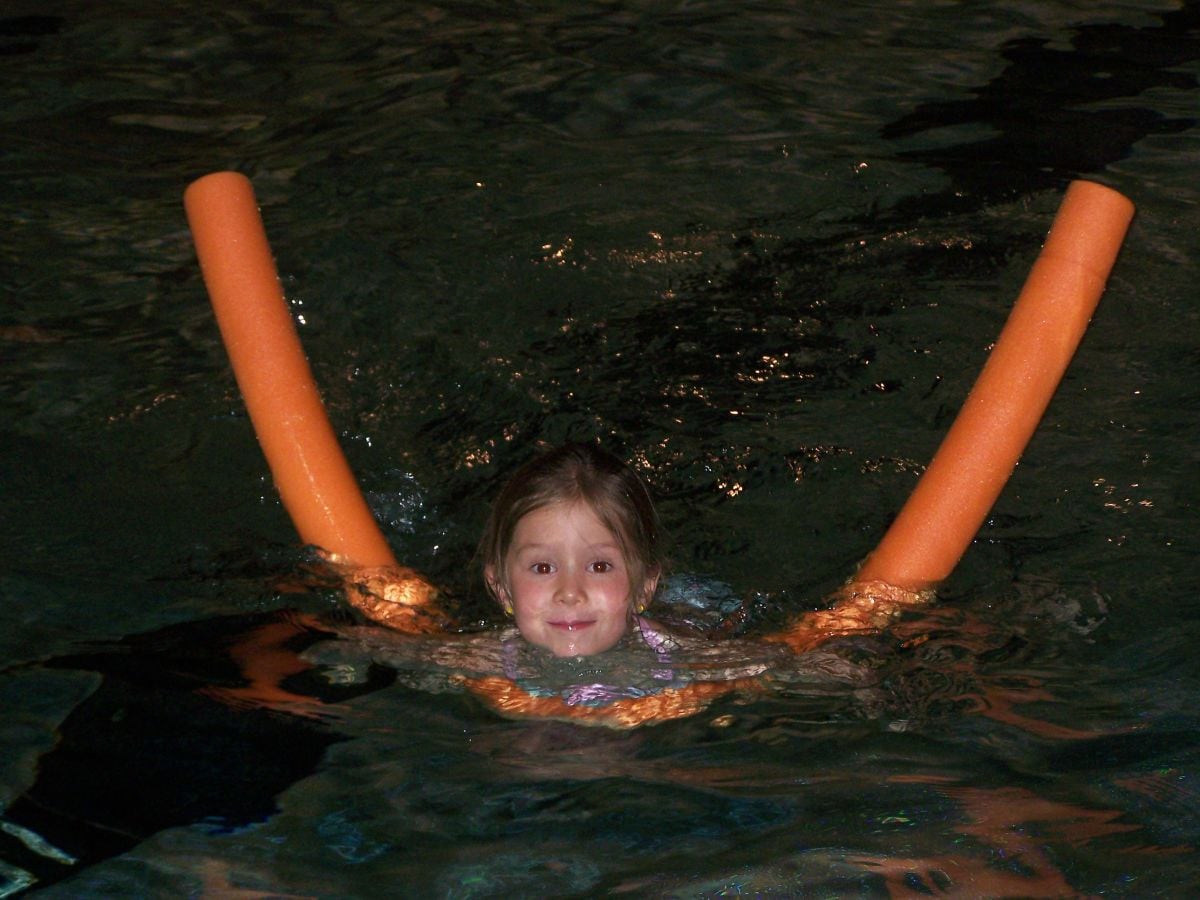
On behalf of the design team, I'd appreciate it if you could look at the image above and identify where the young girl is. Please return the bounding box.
[477,442,669,659]
[301,441,811,725]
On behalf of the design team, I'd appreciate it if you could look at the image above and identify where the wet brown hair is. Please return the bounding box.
[479,443,663,609]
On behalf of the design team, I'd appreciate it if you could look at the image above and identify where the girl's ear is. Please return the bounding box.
[484,565,513,614]
[635,565,661,614]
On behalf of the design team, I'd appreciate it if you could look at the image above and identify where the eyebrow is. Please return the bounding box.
[511,541,623,555]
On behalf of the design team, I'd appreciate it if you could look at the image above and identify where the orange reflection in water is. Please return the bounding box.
[854,782,1146,898]
[954,678,1107,741]
[890,606,1119,741]
[846,606,1186,895]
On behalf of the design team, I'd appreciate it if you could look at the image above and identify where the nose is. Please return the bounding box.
[554,571,585,605]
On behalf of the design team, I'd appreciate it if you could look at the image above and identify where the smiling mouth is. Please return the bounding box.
[548,620,594,631]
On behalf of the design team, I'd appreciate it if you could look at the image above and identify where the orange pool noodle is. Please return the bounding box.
[854,181,1134,591]
[184,171,399,570]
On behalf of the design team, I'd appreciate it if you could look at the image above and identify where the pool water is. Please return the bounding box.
[2,1,1199,895]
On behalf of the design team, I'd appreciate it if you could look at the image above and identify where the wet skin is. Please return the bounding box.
[492,502,653,658]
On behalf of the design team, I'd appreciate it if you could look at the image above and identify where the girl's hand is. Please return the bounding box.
[764,580,934,654]
[340,565,448,634]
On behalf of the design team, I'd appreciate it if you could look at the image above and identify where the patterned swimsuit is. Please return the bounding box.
[500,616,682,707]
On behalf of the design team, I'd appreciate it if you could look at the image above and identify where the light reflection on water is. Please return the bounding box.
[2,1,1199,896]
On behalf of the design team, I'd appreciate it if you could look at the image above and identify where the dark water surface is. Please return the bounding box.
[2,1,1199,896]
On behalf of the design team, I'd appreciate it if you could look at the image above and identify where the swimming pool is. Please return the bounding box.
[2,1,1198,895]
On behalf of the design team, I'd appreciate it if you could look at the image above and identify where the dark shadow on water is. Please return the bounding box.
[0,611,391,896]
[881,3,1199,215]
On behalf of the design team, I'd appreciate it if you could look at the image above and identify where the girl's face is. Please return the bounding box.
[491,501,646,657]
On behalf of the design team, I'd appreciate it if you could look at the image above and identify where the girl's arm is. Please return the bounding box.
[184,172,440,632]
[456,674,763,728]
[768,180,1135,653]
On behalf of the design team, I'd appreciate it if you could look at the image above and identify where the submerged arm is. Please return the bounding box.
[458,674,763,728]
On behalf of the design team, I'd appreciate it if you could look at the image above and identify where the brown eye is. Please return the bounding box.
[532,562,554,575]
[590,560,613,574]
